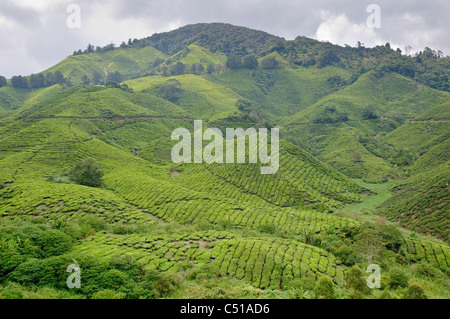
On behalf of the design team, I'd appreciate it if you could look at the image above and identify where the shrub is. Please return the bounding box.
[403,284,427,299]
[37,229,72,258]
[389,268,409,288]
[314,276,336,299]
[71,158,103,187]
[0,251,26,278]
[242,55,258,69]
[260,57,278,69]
[9,259,56,286]
[258,223,277,234]
[91,289,126,299]
[101,269,130,290]
[336,245,358,266]
[158,79,183,102]
[226,55,242,69]
[0,287,23,299]
[345,266,369,294]
[413,263,442,278]
[362,105,378,120]
[0,76,7,87]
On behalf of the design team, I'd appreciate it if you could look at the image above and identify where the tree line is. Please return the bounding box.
[0,71,70,89]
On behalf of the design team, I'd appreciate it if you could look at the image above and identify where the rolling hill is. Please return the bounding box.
[0,23,448,300]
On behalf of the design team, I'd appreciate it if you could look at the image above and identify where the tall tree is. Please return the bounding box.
[54,71,65,84]
[92,71,103,85]
[261,57,278,69]
[81,75,91,86]
[170,62,186,76]
[106,71,123,83]
[11,75,28,88]
[30,73,45,88]
[0,76,6,87]
[45,72,55,86]
[243,55,258,69]
[226,55,242,69]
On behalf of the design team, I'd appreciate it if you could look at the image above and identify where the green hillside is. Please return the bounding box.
[45,46,167,85]
[0,23,449,300]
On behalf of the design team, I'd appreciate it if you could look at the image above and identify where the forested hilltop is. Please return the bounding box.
[0,23,448,300]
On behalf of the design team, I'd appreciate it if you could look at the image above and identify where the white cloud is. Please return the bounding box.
[315,10,383,48]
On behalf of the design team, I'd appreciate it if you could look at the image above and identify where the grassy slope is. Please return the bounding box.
[0,37,449,298]
[44,46,168,84]
[207,65,351,120]
[126,74,242,121]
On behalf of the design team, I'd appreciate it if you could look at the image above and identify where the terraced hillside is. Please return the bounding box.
[0,23,449,299]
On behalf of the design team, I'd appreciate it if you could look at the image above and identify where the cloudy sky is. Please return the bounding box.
[0,0,449,78]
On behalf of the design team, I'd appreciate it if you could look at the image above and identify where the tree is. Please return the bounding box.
[106,71,123,83]
[54,71,65,84]
[362,105,378,120]
[170,62,186,76]
[11,75,28,88]
[243,55,258,69]
[71,158,104,187]
[87,43,94,53]
[317,49,340,68]
[226,55,242,69]
[30,73,45,88]
[0,76,6,87]
[352,226,384,263]
[158,79,183,102]
[152,58,164,68]
[190,63,205,75]
[81,75,91,86]
[45,72,55,86]
[345,266,369,294]
[92,71,103,85]
[207,64,214,74]
[260,57,278,69]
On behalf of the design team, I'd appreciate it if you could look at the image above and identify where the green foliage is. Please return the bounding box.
[345,266,369,294]
[226,55,242,69]
[313,106,348,124]
[37,229,72,258]
[362,105,378,119]
[314,276,336,299]
[11,75,28,89]
[0,76,7,87]
[389,268,409,288]
[403,283,427,299]
[106,71,123,83]
[70,158,104,187]
[0,23,449,300]
[258,223,277,234]
[352,225,385,263]
[317,49,340,68]
[260,57,278,69]
[242,55,258,69]
[157,79,183,102]
[170,62,186,76]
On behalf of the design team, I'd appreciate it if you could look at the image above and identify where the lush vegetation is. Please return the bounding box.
[0,23,448,299]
